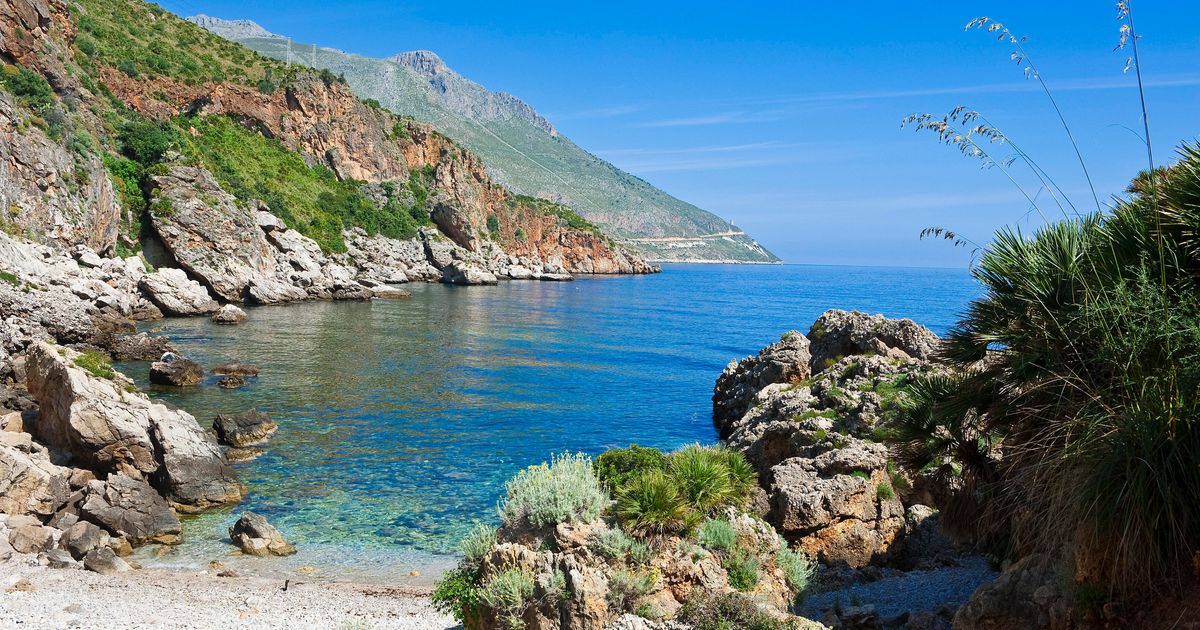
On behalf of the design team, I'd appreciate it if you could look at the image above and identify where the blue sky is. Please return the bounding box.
[158,0,1200,267]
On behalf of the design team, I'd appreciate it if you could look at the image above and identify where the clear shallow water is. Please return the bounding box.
[117,263,979,581]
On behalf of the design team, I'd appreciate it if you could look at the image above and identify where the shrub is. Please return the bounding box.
[499,452,608,529]
[591,526,636,561]
[117,119,181,165]
[594,444,667,492]
[669,445,734,513]
[486,214,501,236]
[678,590,799,630]
[615,470,695,535]
[606,570,656,613]
[478,568,535,629]
[431,566,483,626]
[459,523,497,569]
[722,549,760,592]
[775,546,815,596]
[696,519,736,552]
[74,351,115,380]
[0,64,54,115]
[876,482,896,501]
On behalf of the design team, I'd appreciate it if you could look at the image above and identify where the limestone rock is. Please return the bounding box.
[138,268,219,316]
[8,523,57,554]
[59,520,106,560]
[211,304,247,324]
[0,441,70,517]
[808,309,940,373]
[442,261,498,285]
[211,364,259,376]
[149,354,203,387]
[107,333,174,362]
[228,512,295,556]
[712,332,811,433]
[83,546,132,575]
[148,405,242,510]
[43,547,79,569]
[953,555,1071,630]
[79,475,181,545]
[212,410,277,448]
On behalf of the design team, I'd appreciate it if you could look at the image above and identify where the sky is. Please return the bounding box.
[156,0,1200,268]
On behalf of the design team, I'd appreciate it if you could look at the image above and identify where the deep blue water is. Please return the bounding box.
[118,263,979,580]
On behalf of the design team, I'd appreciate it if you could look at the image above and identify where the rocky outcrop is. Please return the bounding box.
[953,555,1071,630]
[24,342,239,509]
[138,268,220,316]
[107,332,174,362]
[442,261,498,286]
[228,511,295,556]
[148,353,203,387]
[713,332,811,432]
[79,474,181,545]
[713,310,946,569]
[212,410,276,448]
[808,309,940,370]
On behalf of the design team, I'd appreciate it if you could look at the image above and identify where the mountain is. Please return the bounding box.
[187,15,780,264]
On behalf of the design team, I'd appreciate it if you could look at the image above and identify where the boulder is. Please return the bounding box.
[212,411,277,448]
[8,523,57,554]
[0,442,71,517]
[148,406,242,510]
[211,364,259,377]
[83,546,132,575]
[767,437,904,568]
[228,512,295,556]
[441,261,498,286]
[807,309,940,372]
[107,333,174,362]
[211,304,247,324]
[712,332,811,433]
[43,548,79,569]
[149,353,203,387]
[217,375,245,389]
[953,555,1071,630]
[138,268,220,316]
[59,520,106,560]
[79,475,181,545]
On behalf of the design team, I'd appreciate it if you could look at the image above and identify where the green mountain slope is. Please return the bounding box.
[187,16,779,263]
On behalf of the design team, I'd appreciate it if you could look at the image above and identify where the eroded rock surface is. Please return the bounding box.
[228,511,295,556]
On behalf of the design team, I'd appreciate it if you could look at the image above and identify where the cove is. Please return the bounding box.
[115,263,979,581]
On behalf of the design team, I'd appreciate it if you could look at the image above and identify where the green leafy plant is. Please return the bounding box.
[606,570,656,613]
[723,549,761,592]
[0,271,19,286]
[594,445,668,492]
[669,445,734,513]
[431,567,483,627]
[775,546,815,596]
[696,519,736,552]
[499,452,608,529]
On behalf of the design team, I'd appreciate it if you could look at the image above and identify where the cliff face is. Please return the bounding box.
[94,64,654,274]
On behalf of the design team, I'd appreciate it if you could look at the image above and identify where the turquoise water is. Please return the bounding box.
[118,263,979,581]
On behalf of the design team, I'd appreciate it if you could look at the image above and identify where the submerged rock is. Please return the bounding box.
[217,375,246,389]
[212,411,277,448]
[211,363,260,377]
[228,512,295,556]
[149,353,203,387]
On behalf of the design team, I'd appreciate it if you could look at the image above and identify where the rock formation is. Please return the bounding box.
[228,511,295,556]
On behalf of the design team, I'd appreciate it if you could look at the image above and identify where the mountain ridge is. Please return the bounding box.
[186,15,780,263]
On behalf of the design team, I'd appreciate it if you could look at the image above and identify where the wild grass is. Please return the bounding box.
[615,469,696,535]
[590,526,651,565]
[594,444,667,493]
[498,452,608,530]
[606,570,656,613]
[776,546,816,596]
[696,519,736,552]
[74,351,115,380]
[678,590,801,630]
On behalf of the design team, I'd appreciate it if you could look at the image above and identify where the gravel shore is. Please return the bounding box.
[0,559,456,629]
[800,555,996,621]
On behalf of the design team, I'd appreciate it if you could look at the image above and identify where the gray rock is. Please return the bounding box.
[953,555,1069,630]
[212,411,277,448]
[9,523,57,554]
[83,546,132,575]
[108,332,175,362]
[808,309,940,372]
[0,441,71,517]
[228,512,295,556]
[211,363,260,377]
[712,331,812,433]
[148,408,242,510]
[138,268,220,316]
[149,355,203,387]
[43,547,79,569]
[60,520,105,559]
[441,261,498,285]
[217,375,246,389]
[211,304,247,324]
[79,475,181,545]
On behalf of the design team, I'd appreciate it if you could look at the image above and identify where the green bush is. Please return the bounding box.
[775,546,815,596]
[594,445,667,492]
[670,445,735,513]
[117,119,182,165]
[876,482,895,501]
[479,568,535,629]
[74,351,115,380]
[678,590,799,630]
[499,452,608,529]
[615,469,696,535]
[0,271,19,286]
[431,567,483,626]
[459,523,497,569]
[722,549,760,592]
[0,63,54,115]
[696,519,736,552]
[607,570,656,613]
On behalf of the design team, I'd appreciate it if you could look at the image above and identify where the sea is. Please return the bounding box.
[116,263,980,582]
